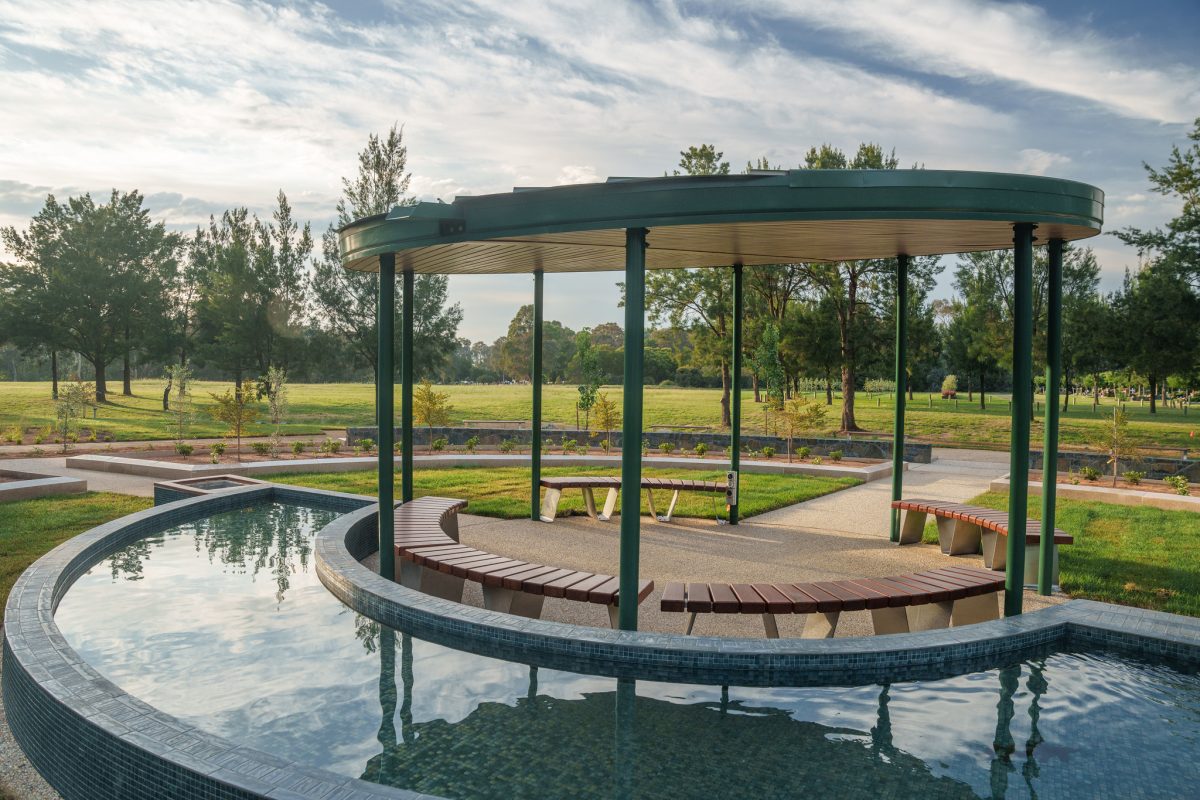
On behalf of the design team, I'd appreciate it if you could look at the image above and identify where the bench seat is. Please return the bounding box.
[660,566,1003,638]
[538,476,725,523]
[891,498,1072,585]
[393,496,653,628]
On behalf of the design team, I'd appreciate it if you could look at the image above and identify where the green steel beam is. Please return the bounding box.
[1039,239,1064,595]
[1006,223,1036,616]
[401,269,414,504]
[889,254,909,543]
[531,269,544,521]
[729,263,743,525]
[619,227,647,631]
[377,253,395,578]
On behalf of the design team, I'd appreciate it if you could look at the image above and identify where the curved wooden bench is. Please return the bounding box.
[539,476,725,523]
[891,498,1073,584]
[393,496,653,628]
[660,566,1003,638]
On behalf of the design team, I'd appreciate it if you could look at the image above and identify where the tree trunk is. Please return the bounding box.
[840,364,861,432]
[94,359,107,403]
[1093,374,1100,411]
[162,374,172,412]
[719,360,731,428]
[979,372,986,410]
[50,350,59,400]
[824,371,833,405]
[1149,376,1158,415]
[122,324,132,396]
[752,373,761,403]
[1062,370,1071,413]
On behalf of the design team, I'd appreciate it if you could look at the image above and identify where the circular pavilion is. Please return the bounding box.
[337,169,1104,630]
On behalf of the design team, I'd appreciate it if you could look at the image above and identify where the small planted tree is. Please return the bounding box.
[593,392,620,454]
[779,396,828,462]
[54,381,94,452]
[208,385,260,462]
[165,364,193,451]
[941,374,958,399]
[1095,407,1137,487]
[413,379,453,452]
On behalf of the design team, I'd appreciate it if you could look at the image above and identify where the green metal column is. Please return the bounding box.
[729,263,743,525]
[531,269,544,520]
[1039,239,1064,595]
[889,254,909,543]
[1006,223,1036,616]
[401,268,414,504]
[619,227,647,631]
[377,253,395,578]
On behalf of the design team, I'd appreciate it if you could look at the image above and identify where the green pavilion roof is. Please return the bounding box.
[337,169,1104,274]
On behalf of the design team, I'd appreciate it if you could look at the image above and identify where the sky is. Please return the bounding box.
[1,0,1198,342]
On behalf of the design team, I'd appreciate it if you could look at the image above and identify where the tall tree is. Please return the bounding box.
[1115,264,1200,414]
[309,125,462,376]
[0,191,178,402]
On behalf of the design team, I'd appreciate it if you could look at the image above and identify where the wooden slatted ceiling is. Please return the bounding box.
[375,218,1097,274]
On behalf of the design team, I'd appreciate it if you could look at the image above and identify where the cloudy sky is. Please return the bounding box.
[2,0,1197,341]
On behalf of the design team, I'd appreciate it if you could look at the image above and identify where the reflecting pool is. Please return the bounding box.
[55,502,1200,799]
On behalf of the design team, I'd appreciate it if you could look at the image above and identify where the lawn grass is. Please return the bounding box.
[269,465,858,520]
[925,490,1200,617]
[0,379,1194,453]
[0,492,152,607]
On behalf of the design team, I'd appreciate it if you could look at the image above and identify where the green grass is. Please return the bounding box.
[0,492,152,607]
[924,490,1200,617]
[0,380,1194,453]
[269,465,858,520]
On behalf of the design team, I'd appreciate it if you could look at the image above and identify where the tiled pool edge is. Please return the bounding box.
[2,485,432,800]
[316,505,1200,686]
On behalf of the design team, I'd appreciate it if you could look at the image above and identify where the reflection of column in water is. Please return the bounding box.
[870,684,896,758]
[400,632,415,745]
[376,627,397,785]
[614,678,636,800]
[528,666,538,702]
[720,684,729,715]
[989,664,1021,800]
[1022,660,1047,792]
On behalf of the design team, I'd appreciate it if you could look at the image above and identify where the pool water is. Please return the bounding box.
[56,502,1200,799]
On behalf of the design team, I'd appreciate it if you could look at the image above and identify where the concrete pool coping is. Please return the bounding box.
[5,484,1200,800]
[0,468,86,502]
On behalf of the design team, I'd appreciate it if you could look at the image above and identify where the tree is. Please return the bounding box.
[593,391,620,453]
[309,125,462,377]
[751,322,785,433]
[1095,407,1136,486]
[0,191,178,402]
[779,396,828,462]
[1115,264,1200,414]
[413,379,453,450]
[495,306,575,382]
[793,143,941,431]
[208,385,260,461]
[1115,117,1200,290]
[164,363,193,444]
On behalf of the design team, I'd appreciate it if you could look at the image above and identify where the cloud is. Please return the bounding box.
[741,0,1200,124]
[1015,148,1071,176]
[554,165,600,185]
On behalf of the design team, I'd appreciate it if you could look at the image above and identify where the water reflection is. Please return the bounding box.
[57,501,1200,800]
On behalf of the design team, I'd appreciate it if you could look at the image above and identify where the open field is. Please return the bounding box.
[925,490,1200,617]
[270,465,858,520]
[0,492,152,607]
[0,380,1194,453]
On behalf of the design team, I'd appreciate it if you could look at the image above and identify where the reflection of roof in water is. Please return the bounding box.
[360,690,978,799]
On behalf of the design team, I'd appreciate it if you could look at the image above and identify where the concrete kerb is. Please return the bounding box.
[0,468,86,502]
[64,452,894,482]
[991,473,1200,513]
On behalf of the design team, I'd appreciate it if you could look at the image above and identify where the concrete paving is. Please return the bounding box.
[0,456,156,497]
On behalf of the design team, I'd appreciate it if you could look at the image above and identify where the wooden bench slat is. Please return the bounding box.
[563,573,615,601]
[501,564,561,591]
[521,568,581,594]
[828,579,891,609]
[788,583,844,613]
[810,581,869,611]
[587,576,621,604]
[685,583,713,613]
[730,583,767,613]
[750,583,793,614]
[661,582,687,612]
[541,571,600,598]
[772,583,819,613]
[708,583,740,613]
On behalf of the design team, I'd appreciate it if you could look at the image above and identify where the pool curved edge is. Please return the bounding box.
[316,505,1200,687]
[2,484,432,800]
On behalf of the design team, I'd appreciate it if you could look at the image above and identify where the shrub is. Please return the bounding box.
[431,436,448,452]
[598,438,612,454]
[465,435,480,454]
[575,444,589,455]
[321,438,342,455]
[251,442,271,456]
[829,449,843,463]
[642,439,650,457]
[210,451,219,464]
[1122,470,1145,486]
[3,425,21,444]
[499,438,516,455]
[694,441,708,457]
[797,446,811,460]
[660,441,675,455]
[1079,466,1101,481]
[560,437,577,454]
[210,442,226,456]
[1164,475,1190,496]
[175,443,194,456]
[357,438,376,452]
[724,445,732,458]
[941,374,958,397]
[761,446,775,459]
[33,432,44,445]
[292,441,306,456]
[811,456,823,465]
